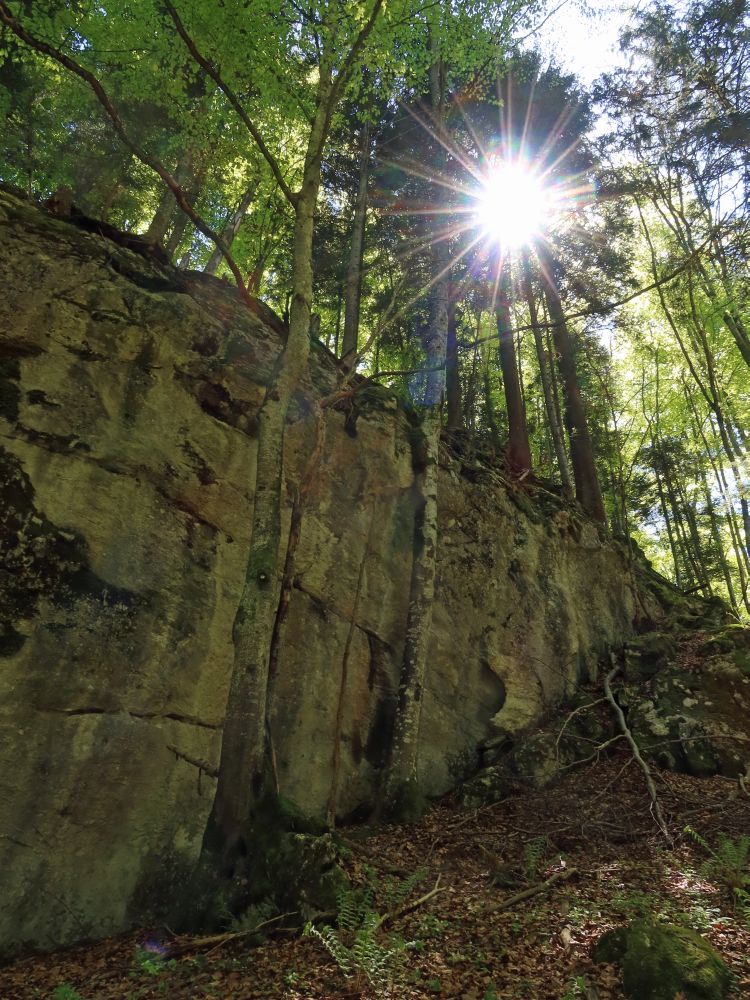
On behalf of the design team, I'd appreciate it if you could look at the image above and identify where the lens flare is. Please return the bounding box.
[473,159,551,248]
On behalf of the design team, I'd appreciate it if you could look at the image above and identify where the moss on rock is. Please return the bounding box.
[593,918,732,1000]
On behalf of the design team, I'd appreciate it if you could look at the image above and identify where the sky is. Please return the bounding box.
[524,0,633,84]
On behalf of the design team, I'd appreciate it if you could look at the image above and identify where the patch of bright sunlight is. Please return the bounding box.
[472,157,553,248]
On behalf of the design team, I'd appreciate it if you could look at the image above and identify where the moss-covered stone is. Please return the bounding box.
[594,918,732,1000]
[623,631,676,680]
[592,925,629,963]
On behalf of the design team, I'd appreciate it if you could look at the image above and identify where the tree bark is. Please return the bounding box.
[535,240,605,522]
[204,188,254,275]
[383,47,447,817]
[445,299,463,433]
[495,272,531,475]
[521,250,571,495]
[204,75,331,858]
[341,119,371,364]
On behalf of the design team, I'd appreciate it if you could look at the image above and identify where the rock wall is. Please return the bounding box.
[0,190,649,954]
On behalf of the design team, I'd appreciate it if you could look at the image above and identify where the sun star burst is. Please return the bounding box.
[473,159,551,249]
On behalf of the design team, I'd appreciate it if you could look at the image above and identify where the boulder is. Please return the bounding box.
[593,917,732,1000]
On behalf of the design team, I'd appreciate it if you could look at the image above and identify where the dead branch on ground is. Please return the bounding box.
[484,867,577,913]
[604,656,672,842]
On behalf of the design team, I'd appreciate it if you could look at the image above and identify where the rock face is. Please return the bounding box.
[0,190,646,954]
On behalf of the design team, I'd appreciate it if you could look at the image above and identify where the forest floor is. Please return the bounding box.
[2,754,749,1000]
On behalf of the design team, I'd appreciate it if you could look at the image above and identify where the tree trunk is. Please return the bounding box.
[521,250,571,496]
[699,464,738,612]
[165,162,206,260]
[535,240,605,522]
[654,462,683,586]
[495,274,531,475]
[445,300,463,433]
[383,48,447,818]
[203,81,330,859]
[204,188,254,275]
[341,119,371,364]
[146,151,194,243]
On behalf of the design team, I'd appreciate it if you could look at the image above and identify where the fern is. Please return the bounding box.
[305,868,425,987]
[231,895,278,934]
[52,988,84,1000]
[336,889,371,931]
[522,836,549,882]
[686,827,750,901]
[381,866,427,910]
[305,922,352,977]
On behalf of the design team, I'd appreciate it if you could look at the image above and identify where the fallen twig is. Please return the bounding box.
[376,876,445,930]
[555,697,609,759]
[739,771,749,798]
[166,912,295,957]
[484,867,577,913]
[604,656,672,842]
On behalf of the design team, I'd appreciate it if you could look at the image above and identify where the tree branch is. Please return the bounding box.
[0,2,253,307]
[484,867,577,913]
[328,0,384,110]
[604,656,672,842]
[166,744,218,778]
[375,876,445,930]
[162,0,297,207]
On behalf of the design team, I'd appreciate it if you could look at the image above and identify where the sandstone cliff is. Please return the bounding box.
[0,189,652,954]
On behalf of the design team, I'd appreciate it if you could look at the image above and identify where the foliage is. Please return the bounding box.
[303,866,427,988]
[685,826,750,913]
[522,835,550,883]
[51,987,83,1000]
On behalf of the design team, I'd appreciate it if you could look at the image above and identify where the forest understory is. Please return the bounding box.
[4,739,748,999]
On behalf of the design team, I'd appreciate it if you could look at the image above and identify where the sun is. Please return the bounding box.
[473,159,551,249]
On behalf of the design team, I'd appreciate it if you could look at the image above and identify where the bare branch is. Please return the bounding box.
[375,875,445,929]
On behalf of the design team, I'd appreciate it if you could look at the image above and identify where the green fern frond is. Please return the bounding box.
[522,836,549,882]
[686,827,750,896]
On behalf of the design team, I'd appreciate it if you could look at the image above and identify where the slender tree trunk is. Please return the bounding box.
[661,453,708,592]
[165,163,205,259]
[654,461,683,586]
[204,77,331,858]
[341,119,371,364]
[535,240,605,522]
[521,250,571,496]
[699,464,738,612]
[445,299,463,433]
[482,355,502,452]
[684,380,750,613]
[383,47,447,817]
[146,151,194,243]
[204,188,254,275]
[464,313,481,439]
[495,270,531,475]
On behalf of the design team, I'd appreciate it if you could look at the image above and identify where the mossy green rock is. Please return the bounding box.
[594,918,732,1000]
[623,631,676,680]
